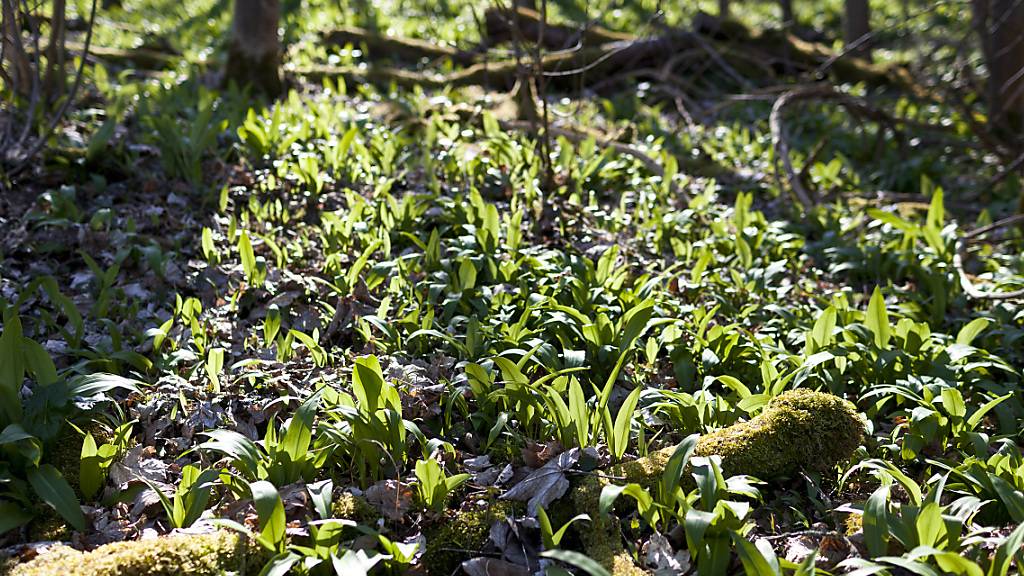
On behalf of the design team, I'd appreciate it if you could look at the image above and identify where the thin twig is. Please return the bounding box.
[6,0,98,177]
[500,119,692,204]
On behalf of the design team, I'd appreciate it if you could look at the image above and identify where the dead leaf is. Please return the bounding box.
[365,480,414,521]
[500,448,579,516]
[521,440,563,468]
[645,532,690,576]
[461,558,529,576]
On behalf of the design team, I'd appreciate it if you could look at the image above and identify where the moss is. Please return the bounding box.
[8,531,252,576]
[332,492,378,523]
[844,512,863,536]
[422,500,520,576]
[27,508,73,542]
[0,555,22,576]
[572,450,673,576]
[694,388,864,479]
[572,389,865,576]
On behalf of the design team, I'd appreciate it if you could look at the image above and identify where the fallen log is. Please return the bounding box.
[27,42,176,70]
[484,6,634,49]
[300,32,709,92]
[482,7,931,97]
[321,26,477,65]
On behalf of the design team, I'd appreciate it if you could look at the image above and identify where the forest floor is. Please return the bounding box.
[1,1,1024,576]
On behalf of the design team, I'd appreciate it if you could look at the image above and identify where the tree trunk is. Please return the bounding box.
[719,0,730,19]
[1,0,32,96]
[780,0,794,25]
[844,0,871,61]
[44,0,66,99]
[974,0,1024,137]
[223,0,282,96]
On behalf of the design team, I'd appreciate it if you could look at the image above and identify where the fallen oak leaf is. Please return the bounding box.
[500,448,580,516]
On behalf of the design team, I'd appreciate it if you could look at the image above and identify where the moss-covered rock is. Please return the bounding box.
[422,500,520,576]
[7,531,252,576]
[573,389,865,575]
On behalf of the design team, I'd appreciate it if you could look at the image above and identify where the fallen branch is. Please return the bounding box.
[571,390,864,575]
[299,34,706,92]
[953,214,1024,301]
[321,26,477,65]
[954,242,1024,300]
[483,7,933,95]
[483,5,634,50]
[770,84,913,210]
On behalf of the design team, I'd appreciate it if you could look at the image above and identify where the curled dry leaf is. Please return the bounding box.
[500,448,579,516]
[365,479,414,521]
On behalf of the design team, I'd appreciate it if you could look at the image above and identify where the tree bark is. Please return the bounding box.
[44,0,67,99]
[844,0,871,61]
[973,0,1024,137]
[719,0,731,19]
[223,0,282,96]
[780,0,795,25]
[1,0,33,96]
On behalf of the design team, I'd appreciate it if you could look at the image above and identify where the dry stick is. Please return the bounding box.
[6,0,97,178]
[500,119,692,204]
[770,85,831,209]
[987,149,1024,190]
[770,84,912,210]
[954,214,1024,300]
[964,213,1024,242]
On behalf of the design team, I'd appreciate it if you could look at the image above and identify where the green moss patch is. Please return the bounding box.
[572,389,865,575]
[7,531,251,576]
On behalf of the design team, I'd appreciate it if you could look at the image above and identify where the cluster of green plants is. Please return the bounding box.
[3,0,1024,573]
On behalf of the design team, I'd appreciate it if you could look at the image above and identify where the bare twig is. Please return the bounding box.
[500,119,691,204]
[955,214,1024,300]
[4,0,98,177]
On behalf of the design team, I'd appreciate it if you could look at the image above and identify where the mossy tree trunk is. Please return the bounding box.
[224,0,282,96]
[844,0,871,60]
[972,0,1024,140]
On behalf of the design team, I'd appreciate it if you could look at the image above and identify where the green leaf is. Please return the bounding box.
[989,522,1024,576]
[258,552,302,576]
[915,502,944,548]
[205,347,225,393]
[540,549,611,576]
[955,318,991,346]
[610,386,642,460]
[990,476,1024,523]
[280,390,322,465]
[808,306,837,354]
[660,434,700,506]
[732,532,778,576]
[250,480,286,549]
[458,258,477,291]
[0,502,33,535]
[200,429,262,479]
[863,481,890,557]
[79,433,104,499]
[28,464,86,532]
[238,230,257,285]
[568,378,589,447]
[0,313,26,427]
[865,287,891,349]
[352,355,385,414]
[264,305,281,346]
